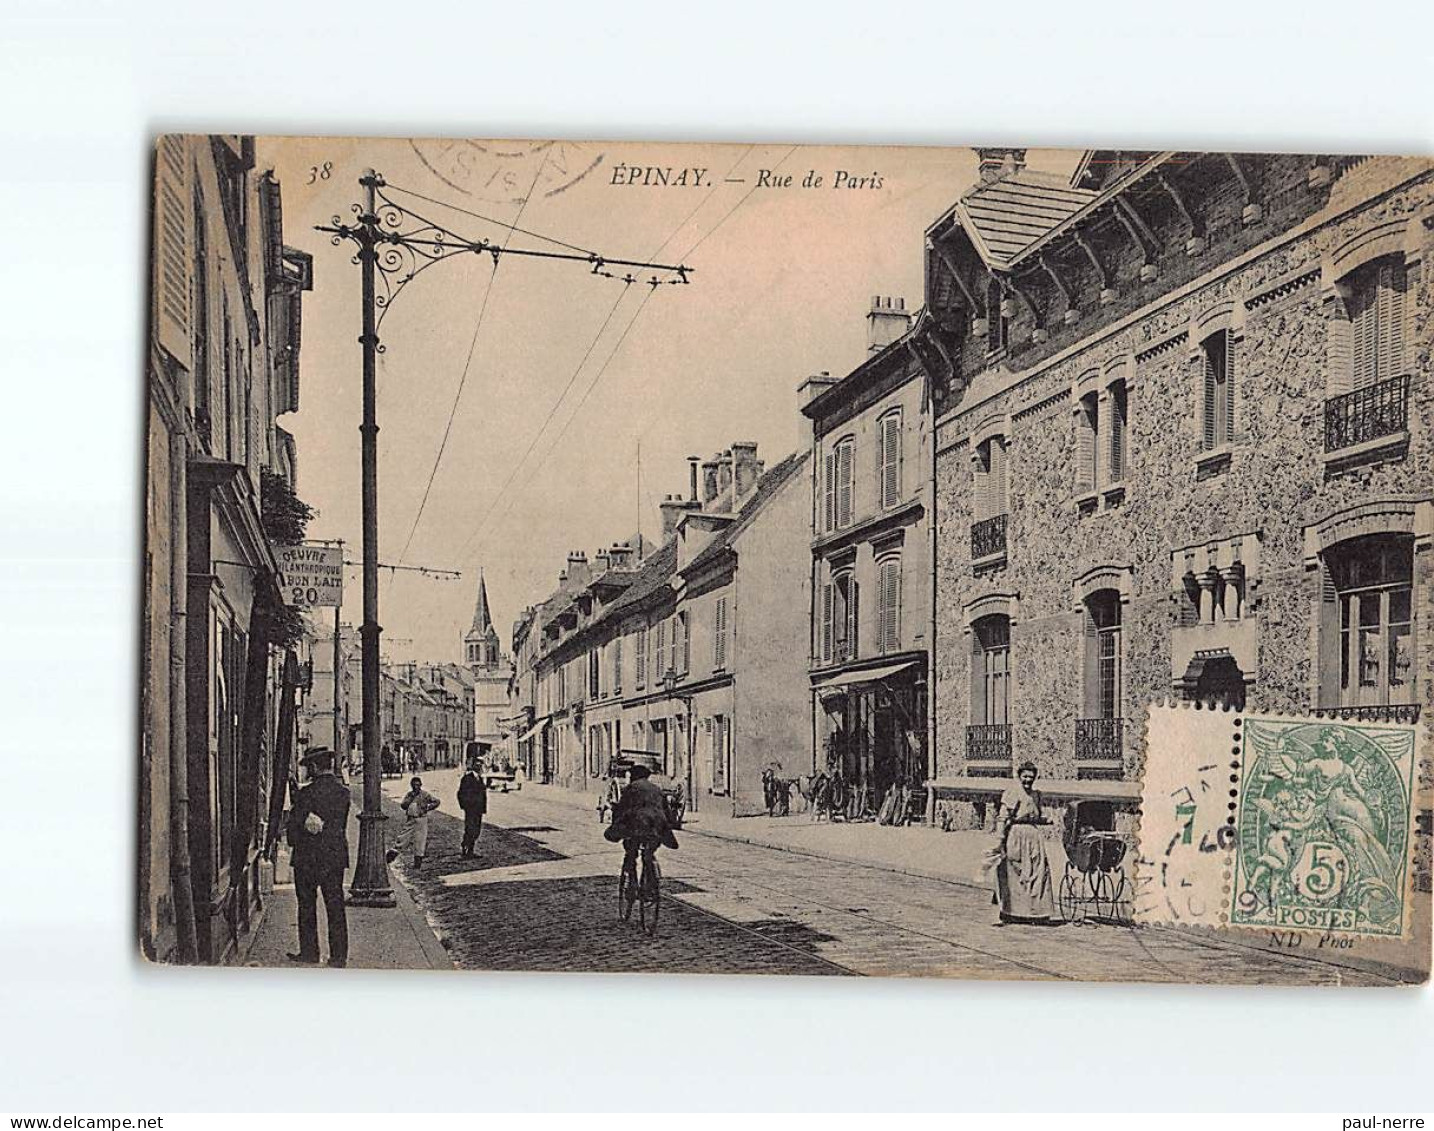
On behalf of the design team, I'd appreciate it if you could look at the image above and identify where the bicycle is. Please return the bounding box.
[618,839,661,936]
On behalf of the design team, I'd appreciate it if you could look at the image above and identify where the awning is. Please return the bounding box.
[812,660,918,693]
[517,716,551,744]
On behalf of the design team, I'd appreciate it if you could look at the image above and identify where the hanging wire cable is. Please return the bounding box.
[382,179,596,257]
[393,152,552,568]
[455,282,634,559]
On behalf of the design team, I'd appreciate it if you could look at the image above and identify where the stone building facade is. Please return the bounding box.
[924,151,1432,839]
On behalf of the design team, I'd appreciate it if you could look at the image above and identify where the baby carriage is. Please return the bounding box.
[1057,800,1131,924]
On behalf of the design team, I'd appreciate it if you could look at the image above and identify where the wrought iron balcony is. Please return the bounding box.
[971,513,1008,560]
[1316,703,1422,725]
[1324,374,1410,452]
[966,723,1011,761]
[1075,717,1124,761]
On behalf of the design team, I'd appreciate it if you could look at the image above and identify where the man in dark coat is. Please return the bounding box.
[286,746,350,968]
[457,751,489,858]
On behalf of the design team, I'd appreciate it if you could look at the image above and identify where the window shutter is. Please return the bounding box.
[681,614,691,673]
[1327,294,1354,396]
[837,441,854,527]
[824,450,835,532]
[635,629,646,687]
[1082,601,1100,717]
[1380,261,1406,378]
[655,621,666,680]
[1075,399,1096,493]
[879,558,901,653]
[991,437,1008,515]
[847,580,860,660]
[1202,346,1217,449]
[714,597,727,668]
[154,136,192,369]
[1317,557,1341,706]
[1352,269,1378,389]
[880,413,901,508]
[821,581,834,663]
[972,446,988,523]
[614,635,623,693]
[1225,335,1238,442]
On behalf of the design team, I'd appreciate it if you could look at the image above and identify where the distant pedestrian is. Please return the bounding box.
[285,746,350,969]
[457,759,488,858]
[395,776,440,869]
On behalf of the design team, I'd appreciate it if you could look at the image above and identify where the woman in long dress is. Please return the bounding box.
[994,761,1057,924]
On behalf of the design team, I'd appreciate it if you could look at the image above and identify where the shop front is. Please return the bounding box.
[812,656,927,822]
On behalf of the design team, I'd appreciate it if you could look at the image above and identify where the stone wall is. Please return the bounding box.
[934,162,1434,835]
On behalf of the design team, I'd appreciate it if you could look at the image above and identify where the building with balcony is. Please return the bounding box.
[801,297,943,820]
[926,148,1432,835]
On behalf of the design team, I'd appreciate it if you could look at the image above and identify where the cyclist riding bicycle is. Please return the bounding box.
[604,763,679,864]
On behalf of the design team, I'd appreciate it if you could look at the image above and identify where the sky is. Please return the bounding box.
[259,137,1080,663]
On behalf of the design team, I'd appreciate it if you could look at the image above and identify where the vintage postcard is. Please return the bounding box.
[140,136,1432,985]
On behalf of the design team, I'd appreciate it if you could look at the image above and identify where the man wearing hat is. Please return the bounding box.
[286,746,350,968]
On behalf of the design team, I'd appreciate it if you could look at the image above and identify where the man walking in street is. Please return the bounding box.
[286,746,350,969]
[457,749,489,858]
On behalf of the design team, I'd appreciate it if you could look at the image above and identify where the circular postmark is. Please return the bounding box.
[409,139,604,205]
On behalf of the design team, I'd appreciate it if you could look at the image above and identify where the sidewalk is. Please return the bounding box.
[521,780,1002,889]
[234,782,453,971]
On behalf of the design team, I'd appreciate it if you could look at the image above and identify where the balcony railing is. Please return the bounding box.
[971,513,1008,560]
[966,723,1012,761]
[1316,703,1422,725]
[1324,374,1410,452]
[1075,717,1124,761]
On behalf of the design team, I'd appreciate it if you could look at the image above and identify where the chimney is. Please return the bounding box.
[732,441,760,501]
[594,549,611,573]
[565,550,591,589]
[608,541,633,570]
[867,295,912,354]
[660,493,698,541]
[687,456,700,502]
[975,147,1027,184]
[798,370,839,415]
[701,458,721,505]
[718,450,734,496]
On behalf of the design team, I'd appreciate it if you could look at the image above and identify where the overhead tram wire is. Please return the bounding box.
[392,152,552,570]
[454,281,635,560]
[454,147,763,558]
[382,179,596,257]
[459,146,798,554]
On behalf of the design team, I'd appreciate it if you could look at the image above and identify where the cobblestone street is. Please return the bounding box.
[383,772,1406,984]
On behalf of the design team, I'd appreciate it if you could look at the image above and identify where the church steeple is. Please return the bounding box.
[465,570,501,669]
[470,570,495,636]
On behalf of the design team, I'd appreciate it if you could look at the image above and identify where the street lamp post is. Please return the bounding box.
[316,170,690,907]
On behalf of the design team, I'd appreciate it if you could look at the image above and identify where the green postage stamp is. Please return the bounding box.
[1136,705,1424,940]
[1232,716,1419,937]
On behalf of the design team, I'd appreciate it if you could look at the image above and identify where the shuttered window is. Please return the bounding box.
[1083,591,1122,718]
[1348,257,1407,389]
[654,621,667,682]
[1201,331,1234,449]
[1108,380,1128,481]
[678,612,690,674]
[823,450,836,532]
[714,596,728,669]
[154,136,192,368]
[878,410,902,509]
[877,556,902,654]
[973,615,1011,726]
[835,437,855,528]
[821,580,834,664]
[634,628,647,689]
[1076,393,1099,493]
[613,635,622,694]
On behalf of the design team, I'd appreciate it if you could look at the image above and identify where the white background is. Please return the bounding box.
[1,0,1432,1113]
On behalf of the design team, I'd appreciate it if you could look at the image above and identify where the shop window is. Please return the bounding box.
[1320,534,1415,709]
